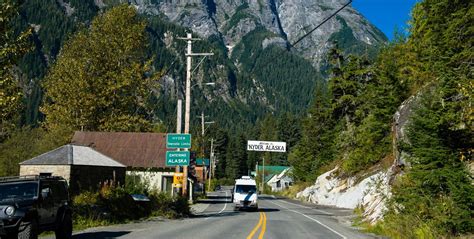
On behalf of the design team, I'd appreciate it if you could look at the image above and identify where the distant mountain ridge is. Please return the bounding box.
[130,0,387,67]
[15,0,387,129]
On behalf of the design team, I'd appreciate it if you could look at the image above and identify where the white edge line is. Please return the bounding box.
[266,199,347,239]
[218,191,228,214]
[202,191,228,219]
[277,198,332,215]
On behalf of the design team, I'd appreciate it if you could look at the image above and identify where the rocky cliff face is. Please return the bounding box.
[296,167,391,223]
[16,0,388,128]
[128,0,387,68]
[296,93,425,224]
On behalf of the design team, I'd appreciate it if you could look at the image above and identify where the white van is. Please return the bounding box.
[232,176,258,211]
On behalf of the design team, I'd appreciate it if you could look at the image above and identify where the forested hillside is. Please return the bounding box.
[1,1,472,237]
[1,0,381,175]
[289,0,473,237]
[0,0,319,177]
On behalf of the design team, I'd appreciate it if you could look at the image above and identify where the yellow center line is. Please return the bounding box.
[257,212,267,239]
[246,212,263,239]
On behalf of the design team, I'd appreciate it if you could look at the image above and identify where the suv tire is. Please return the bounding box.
[18,221,37,239]
[55,213,72,239]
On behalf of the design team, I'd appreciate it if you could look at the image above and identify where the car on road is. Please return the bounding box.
[0,176,72,239]
[232,176,258,211]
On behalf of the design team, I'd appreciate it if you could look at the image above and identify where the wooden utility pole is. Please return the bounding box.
[198,111,214,188]
[178,33,213,197]
[208,138,214,191]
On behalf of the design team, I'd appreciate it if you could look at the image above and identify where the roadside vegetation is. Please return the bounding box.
[1,0,472,238]
[269,182,312,199]
[72,177,189,231]
[207,178,235,191]
[288,0,473,238]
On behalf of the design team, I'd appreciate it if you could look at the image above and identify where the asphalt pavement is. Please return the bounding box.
[51,188,382,239]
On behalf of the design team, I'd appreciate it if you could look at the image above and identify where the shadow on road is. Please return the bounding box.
[196,199,229,204]
[72,231,131,239]
[258,208,280,212]
[190,211,238,219]
[205,195,230,200]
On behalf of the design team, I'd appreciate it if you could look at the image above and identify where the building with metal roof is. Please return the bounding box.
[19,145,126,194]
[71,131,183,194]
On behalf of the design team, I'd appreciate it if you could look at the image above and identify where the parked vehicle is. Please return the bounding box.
[0,176,72,239]
[232,176,258,211]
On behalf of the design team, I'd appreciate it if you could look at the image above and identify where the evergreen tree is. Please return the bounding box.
[224,137,238,179]
[0,0,32,139]
[210,127,229,178]
[381,0,473,237]
[274,113,301,166]
[223,134,248,179]
[289,81,334,181]
[236,133,249,176]
[385,91,474,236]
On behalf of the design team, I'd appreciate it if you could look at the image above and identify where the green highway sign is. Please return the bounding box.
[166,134,191,149]
[166,151,190,166]
[196,158,210,166]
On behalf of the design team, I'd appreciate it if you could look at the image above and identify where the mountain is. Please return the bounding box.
[132,0,387,67]
[13,0,387,130]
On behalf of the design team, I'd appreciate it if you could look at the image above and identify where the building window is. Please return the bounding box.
[162,176,173,194]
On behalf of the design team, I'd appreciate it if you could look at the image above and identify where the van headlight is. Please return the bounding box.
[5,206,15,216]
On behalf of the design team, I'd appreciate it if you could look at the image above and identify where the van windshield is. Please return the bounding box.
[235,185,256,194]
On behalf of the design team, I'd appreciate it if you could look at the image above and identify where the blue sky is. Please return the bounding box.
[352,0,419,40]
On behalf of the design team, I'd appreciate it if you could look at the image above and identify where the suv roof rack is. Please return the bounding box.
[0,175,65,183]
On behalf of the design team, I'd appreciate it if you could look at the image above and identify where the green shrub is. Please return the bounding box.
[72,191,101,220]
[171,196,190,217]
[99,182,144,221]
[124,173,149,195]
[71,180,190,231]
[148,192,189,218]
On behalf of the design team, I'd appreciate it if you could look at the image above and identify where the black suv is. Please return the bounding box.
[0,176,72,239]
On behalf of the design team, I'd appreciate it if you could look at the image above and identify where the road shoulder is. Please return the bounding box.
[191,202,210,214]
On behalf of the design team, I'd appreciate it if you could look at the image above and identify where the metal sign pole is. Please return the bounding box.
[262,157,265,193]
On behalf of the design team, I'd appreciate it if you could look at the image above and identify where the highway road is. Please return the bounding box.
[63,188,380,239]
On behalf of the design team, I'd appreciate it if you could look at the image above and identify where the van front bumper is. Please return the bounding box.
[234,200,258,209]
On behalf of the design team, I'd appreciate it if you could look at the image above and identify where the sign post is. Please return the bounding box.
[173,173,184,188]
[247,140,286,153]
[167,133,192,195]
[247,140,286,193]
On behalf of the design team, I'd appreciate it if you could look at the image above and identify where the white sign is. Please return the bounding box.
[247,140,286,153]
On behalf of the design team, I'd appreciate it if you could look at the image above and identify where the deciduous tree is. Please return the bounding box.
[42,5,158,132]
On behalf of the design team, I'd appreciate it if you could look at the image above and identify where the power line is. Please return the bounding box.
[289,0,353,49]
[248,1,353,73]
